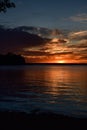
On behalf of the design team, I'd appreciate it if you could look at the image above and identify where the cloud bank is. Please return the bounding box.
[0,25,87,63]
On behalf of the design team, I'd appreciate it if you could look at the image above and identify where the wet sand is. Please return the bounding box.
[0,111,87,130]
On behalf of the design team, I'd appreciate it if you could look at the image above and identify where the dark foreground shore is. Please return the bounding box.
[0,111,87,130]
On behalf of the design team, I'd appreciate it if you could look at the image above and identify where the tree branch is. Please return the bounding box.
[0,0,15,12]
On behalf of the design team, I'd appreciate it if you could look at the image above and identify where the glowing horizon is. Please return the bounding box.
[0,0,87,64]
[23,35,87,64]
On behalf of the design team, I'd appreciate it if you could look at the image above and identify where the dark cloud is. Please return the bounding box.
[67,43,87,49]
[13,26,63,38]
[23,50,73,57]
[0,25,87,63]
[0,26,47,53]
[13,26,52,38]
[57,39,68,43]
[77,43,87,48]
[23,50,50,56]
[55,51,73,55]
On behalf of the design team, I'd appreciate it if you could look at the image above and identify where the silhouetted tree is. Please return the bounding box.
[0,53,25,65]
[0,0,15,12]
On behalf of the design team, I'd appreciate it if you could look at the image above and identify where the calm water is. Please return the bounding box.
[0,65,87,118]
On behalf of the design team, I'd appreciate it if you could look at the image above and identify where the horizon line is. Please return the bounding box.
[25,63,87,65]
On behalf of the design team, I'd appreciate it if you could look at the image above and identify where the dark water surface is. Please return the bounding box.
[0,65,87,118]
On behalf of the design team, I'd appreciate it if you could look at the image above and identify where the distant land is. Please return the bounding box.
[25,63,87,65]
[0,53,25,65]
[0,53,87,65]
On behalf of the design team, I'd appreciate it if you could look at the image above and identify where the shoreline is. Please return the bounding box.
[0,111,87,129]
[25,63,87,65]
[0,63,87,66]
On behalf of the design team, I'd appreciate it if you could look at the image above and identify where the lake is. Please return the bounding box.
[0,65,87,118]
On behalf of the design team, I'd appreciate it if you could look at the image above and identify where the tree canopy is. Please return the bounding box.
[0,0,15,12]
[0,53,25,65]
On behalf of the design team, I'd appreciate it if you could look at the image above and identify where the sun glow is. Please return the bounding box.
[57,60,65,63]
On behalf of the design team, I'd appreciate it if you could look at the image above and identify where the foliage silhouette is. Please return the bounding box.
[0,53,25,65]
[0,0,15,12]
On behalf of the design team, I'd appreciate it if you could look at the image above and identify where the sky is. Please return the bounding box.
[0,0,87,63]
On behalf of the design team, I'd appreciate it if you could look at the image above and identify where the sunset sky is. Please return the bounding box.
[0,0,87,63]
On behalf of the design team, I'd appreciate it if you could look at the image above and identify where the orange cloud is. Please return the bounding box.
[1,25,87,63]
[23,32,87,63]
[69,31,87,40]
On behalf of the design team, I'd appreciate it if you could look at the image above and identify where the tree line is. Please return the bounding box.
[0,53,25,65]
